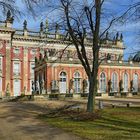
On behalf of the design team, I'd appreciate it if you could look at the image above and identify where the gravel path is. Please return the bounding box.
[0,101,84,140]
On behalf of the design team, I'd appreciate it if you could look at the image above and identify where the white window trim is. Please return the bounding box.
[133,73,139,92]
[13,79,21,96]
[14,48,20,54]
[99,72,106,93]
[13,61,21,75]
[31,49,37,55]
[111,72,118,92]
[74,72,81,93]
[123,73,129,92]
[30,62,35,78]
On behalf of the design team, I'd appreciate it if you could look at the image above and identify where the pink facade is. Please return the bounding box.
[0,11,140,97]
[35,58,140,96]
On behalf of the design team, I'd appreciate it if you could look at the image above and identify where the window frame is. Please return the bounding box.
[14,48,20,54]
[111,72,118,92]
[123,73,128,92]
[99,72,106,93]
[133,73,139,92]
[13,61,20,75]
[74,72,81,93]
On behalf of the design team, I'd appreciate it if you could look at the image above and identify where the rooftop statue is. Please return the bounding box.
[23,20,27,30]
[6,10,14,23]
[40,22,44,32]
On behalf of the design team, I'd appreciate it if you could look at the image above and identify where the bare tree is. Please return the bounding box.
[43,0,129,112]
[0,0,43,19]
[0,0,136,112]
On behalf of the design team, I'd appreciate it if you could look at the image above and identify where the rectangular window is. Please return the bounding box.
[14,48,20,54]
[30,62,35,74]
[13,62,20,75]
[30,79,34,92]
[31,49,36,55]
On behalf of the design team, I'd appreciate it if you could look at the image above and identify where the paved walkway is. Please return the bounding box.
[0,101,84,140]
[96,98,140,105]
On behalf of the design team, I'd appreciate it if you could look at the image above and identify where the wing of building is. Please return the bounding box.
[0,11,140,97]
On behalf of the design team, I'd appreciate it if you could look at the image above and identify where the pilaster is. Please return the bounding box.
[5,41,12,96]
[23,47,29,94]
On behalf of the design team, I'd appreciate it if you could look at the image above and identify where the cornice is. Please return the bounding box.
[0,26,15,33]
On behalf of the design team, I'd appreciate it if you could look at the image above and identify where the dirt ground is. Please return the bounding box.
[0,100,85,140]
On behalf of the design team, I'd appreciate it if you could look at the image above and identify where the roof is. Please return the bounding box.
[133,52,140,62]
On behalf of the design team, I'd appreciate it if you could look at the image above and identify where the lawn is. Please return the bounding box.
[39,107,140,140]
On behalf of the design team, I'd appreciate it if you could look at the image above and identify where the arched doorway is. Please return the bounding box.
[111,72,118,92]
[74,72,80,93]
[133,73,138,92]
[99,72,106,93]
[59,72,67,93]
[123,73,128,92]
[13,79,21,96]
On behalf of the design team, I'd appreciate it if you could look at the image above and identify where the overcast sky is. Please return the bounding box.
[1,0,140,60]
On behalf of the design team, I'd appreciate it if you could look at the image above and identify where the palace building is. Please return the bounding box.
[0,11,140,97]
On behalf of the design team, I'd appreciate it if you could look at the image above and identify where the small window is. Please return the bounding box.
[30,62,35,74]
[111,55,115,60]
[31,49,36,55]
[13,62,20,75]
[14,48,20,54]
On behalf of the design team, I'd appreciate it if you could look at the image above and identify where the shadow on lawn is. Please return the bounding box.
[41,107,140,140]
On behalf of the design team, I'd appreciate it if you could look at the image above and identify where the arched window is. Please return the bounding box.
[74,72,81,93]
[59,72,67,93]
[111,72,118,92]
[133,73,138,92]
[60,72,66,80]
[123,73,128,92]
[100,72,106,93]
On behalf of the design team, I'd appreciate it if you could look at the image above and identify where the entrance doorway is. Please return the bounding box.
[59,72,67,93]
[13,79,20,96]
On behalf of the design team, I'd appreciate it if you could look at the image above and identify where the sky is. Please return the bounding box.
[1,0,140,60]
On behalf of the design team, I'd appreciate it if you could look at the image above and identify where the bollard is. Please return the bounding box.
[99,100,103,109]
[112,104,115,108]
[127,103,130,108]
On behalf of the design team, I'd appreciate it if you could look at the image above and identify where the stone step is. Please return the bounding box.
[2,96,16,101]
[34,95,48,101]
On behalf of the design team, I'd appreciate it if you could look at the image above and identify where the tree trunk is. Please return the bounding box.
[87,52,99,113]
[87,76,96,112]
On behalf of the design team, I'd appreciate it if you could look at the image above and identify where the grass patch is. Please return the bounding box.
[39,107,140,140]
